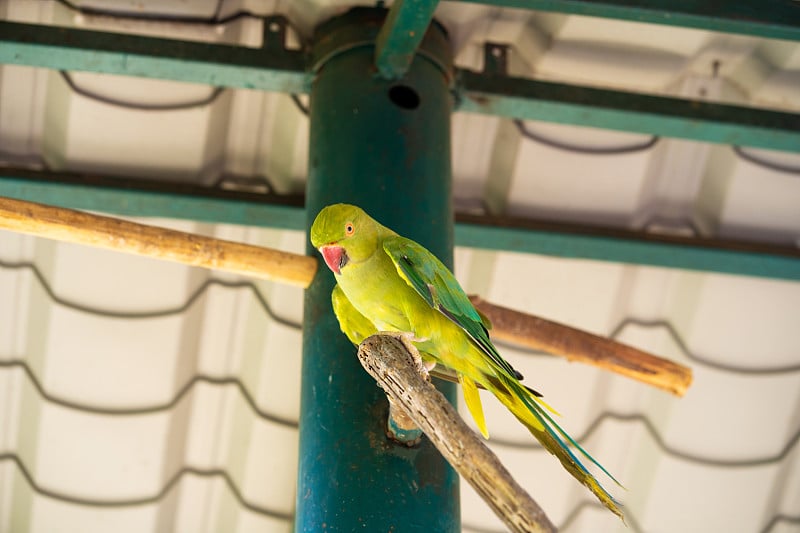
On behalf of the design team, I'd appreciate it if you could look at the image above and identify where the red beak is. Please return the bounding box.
[320,245,346,275]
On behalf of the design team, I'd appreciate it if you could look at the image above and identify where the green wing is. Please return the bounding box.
[332,284,377,345]
[384,236,623,519]
[332,283,480,386]
[382,236,520,380]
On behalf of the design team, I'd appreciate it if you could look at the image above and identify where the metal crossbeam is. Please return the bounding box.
[454,213,800,282]
[0,168,305,230]
[455,0,800,41]
[2,21,800,151]
[2,168,798,281]
[0,20,308,94]
[457,71,800,152]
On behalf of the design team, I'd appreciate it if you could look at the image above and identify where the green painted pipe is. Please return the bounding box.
[297,8,459,532]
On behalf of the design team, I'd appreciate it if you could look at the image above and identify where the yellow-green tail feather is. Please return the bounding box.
[485,373,625,521]
[460,374,489,439]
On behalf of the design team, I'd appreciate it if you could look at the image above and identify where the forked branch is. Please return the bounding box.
[358,334,556,533]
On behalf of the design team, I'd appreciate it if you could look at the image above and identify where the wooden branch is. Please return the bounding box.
[470,295,693,397]
[358,334,556,533]
[0,196,318,288]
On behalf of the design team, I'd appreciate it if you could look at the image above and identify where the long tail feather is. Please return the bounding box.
[460,374,489,439]
[487,373,625,521]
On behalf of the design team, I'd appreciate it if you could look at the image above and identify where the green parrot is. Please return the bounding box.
[310,203,623,520]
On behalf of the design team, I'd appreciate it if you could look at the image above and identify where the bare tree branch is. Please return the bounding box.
[0,196,318,287]
[358,334,556,533]
[471,295,692,396]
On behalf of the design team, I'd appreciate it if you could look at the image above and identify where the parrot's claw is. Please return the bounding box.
[378,331,429,379]
[380,330,428,343]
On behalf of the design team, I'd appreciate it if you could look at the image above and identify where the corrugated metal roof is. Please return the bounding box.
[1,1,799,532]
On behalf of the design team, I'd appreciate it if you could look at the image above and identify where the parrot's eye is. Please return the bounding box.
[345,222,355,236]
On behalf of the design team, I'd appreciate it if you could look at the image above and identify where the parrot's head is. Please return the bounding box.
[310,203,381,275]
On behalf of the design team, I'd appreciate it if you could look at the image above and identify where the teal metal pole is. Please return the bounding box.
[298,7,459,532]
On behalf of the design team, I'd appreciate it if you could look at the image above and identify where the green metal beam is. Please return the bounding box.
[458,70,800,151]
[454,213,800,282]
[2,169,799,281]
[0,168,305,230]
[455,0,800,41]
[3,21,800,151]
[374,0,441,79]
[0,19,308,93]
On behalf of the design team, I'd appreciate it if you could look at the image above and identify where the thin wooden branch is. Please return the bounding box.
[470,295,693,397]
[0,196,317,288]
[358,334,556,533]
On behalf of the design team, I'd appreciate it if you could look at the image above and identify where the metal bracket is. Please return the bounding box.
[483,42,510,75]
[262,15,290,52]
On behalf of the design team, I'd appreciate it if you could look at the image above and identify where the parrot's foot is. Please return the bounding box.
[371,332,430,446]
[379,330,428,344]
[378,331,429,379]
